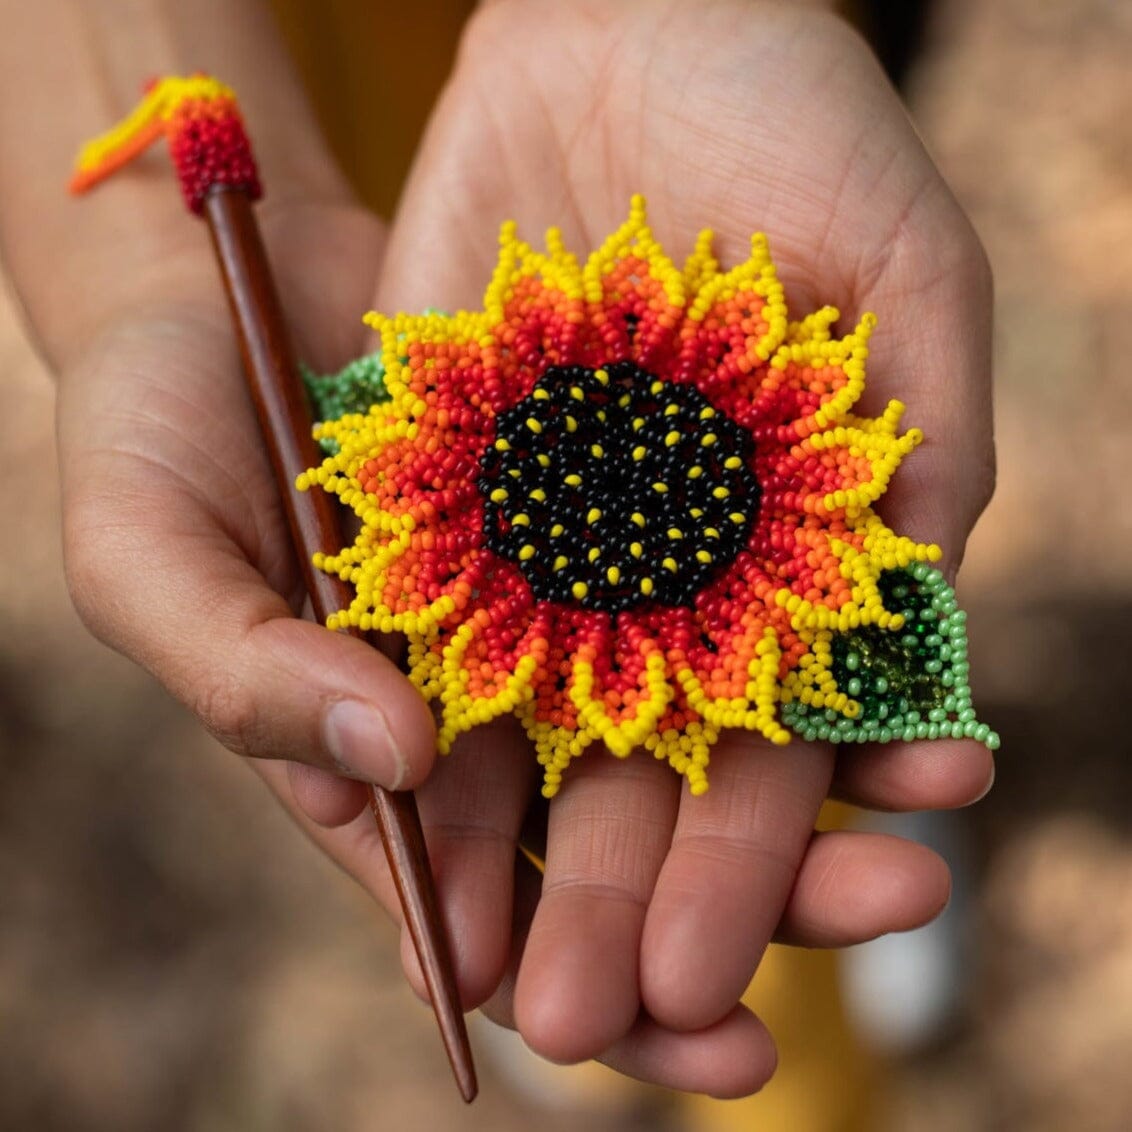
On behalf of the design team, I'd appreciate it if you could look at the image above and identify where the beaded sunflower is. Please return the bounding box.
[300,197,997,797]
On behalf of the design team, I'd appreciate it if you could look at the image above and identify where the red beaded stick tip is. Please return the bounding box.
[70,74,476,1104]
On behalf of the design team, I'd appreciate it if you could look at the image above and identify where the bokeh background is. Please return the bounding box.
[2,1,1130,1128]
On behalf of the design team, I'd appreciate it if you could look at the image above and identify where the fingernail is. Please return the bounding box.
[322,699,406,789]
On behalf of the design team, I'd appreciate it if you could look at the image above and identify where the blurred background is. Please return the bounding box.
[2,0,1130,1128]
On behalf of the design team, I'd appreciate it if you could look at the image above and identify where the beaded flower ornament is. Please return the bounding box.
[67,73,997,799]
[300,198,999,797]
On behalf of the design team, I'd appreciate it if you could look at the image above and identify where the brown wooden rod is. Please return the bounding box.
[202,185,476,1104]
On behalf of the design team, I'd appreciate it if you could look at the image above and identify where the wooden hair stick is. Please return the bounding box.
[70,75,476,1103]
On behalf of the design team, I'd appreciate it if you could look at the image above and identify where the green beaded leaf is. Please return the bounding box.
[301,352,389,453]
[302,311,450,453]
[781,564,999,748]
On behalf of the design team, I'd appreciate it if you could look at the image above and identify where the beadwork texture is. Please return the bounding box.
[69,74,260,213]
[300,196,998,796]
[303,354,388,454]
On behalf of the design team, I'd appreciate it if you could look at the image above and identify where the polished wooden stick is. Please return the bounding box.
[203,185,476,1103]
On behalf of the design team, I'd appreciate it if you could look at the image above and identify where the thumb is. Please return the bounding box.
[58,326,436,791]
[64,502,436,789]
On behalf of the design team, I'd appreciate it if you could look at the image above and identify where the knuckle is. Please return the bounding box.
[950,215,995,302]
[456,0,520,69]
[62,527,125,647]
[970,440,998,521]
[190,674,262,757]
[813,6,876,59]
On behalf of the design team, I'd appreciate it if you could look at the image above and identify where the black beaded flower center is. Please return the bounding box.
[479,363,759,612]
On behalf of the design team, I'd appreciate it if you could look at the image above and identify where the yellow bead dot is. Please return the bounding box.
[526,417,542,434]
[607,566,621,585]
[519,544,536,561]
[572,581,588,600]
[640,577,654,596]
[587,507,602,524]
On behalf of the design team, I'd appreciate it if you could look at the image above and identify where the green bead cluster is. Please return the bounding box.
[302,352,389,453]
[303,312,449,452]
[781,564,999,749]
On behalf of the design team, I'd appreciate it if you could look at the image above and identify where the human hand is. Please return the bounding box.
[0,2,442,797]
[258,0,996,1098]
[0,0,995,1101]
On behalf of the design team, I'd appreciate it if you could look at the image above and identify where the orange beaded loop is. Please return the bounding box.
[300,197,998,797]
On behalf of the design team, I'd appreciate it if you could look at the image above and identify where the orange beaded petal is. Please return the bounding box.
[299,197,997,797]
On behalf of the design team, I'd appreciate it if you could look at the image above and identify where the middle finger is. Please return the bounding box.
[640,733,833,1030]
[514,751,680,1063]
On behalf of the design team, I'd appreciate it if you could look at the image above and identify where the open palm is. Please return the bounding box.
[55,0,994,1099]
[271,0,995,1095]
